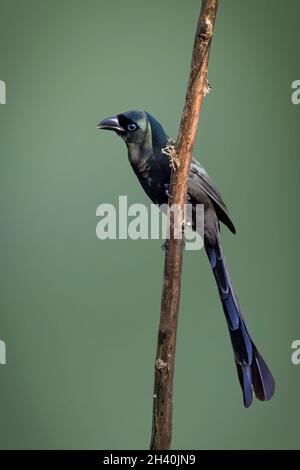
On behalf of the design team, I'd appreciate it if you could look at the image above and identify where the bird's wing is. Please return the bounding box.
[188,159,236,234]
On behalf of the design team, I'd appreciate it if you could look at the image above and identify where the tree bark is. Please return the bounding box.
[150,0,219,451]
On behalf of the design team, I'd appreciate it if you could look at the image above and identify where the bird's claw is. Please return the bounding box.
[164,183,173,198]
[161,241,168,253]
[161,240,186,254]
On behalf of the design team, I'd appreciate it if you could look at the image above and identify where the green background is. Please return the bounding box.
[0,0,299,449]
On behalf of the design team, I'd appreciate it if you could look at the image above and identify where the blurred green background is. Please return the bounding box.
[0,0,299,450]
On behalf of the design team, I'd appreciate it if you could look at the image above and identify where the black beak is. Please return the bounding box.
[96,115,125,133]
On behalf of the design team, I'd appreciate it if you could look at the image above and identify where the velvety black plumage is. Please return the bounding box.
[97,109,275,407]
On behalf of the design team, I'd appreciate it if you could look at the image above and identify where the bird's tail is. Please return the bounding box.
[205,238,275,407]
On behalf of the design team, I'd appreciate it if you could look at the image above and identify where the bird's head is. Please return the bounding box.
[97,109,168,150]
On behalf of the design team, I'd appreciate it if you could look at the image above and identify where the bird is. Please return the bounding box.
[97,109,275,407]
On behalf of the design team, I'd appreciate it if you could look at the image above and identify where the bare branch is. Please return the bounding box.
[150,0,219,450]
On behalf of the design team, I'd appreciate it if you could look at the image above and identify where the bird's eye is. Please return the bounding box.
[127,123,137,132]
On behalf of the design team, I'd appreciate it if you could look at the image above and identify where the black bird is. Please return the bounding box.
[97,109,275,407]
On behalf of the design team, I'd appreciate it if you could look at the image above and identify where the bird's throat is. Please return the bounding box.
[127,141,153,175]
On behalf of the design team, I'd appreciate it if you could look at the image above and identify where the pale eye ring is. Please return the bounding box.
[127,123,137,132]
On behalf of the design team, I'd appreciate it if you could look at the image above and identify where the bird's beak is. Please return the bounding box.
[96,115,125,133]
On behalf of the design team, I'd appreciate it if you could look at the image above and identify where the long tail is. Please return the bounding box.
[205,238,275,407]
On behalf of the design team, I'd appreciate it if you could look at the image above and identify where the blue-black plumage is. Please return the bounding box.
[97,110,275,407]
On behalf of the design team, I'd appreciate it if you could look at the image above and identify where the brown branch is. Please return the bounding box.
[150,0,219,451]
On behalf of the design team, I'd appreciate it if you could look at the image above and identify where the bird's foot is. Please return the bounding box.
[161,240,186,254]
[164,183,173,198]
[161,241,168,253]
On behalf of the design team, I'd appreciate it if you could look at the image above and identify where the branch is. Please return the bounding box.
[150,0,219,450]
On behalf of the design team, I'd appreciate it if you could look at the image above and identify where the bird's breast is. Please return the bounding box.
[129,152,171,205]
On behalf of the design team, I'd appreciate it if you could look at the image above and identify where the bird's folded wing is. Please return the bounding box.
[188,159,236,234]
